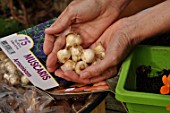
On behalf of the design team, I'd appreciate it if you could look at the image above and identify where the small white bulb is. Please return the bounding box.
[70,46,83,62]
[57,49,71,63]
[75,61,88,75]
[9,74,20,85]
[94,42,105,53]
[75,35,82,46]
[66,33,82,47]
[92,58,101,65]
[21,75,30,85]
[94,42,105,60]
[0,51,7,60]
[5,61,17,74]
[61,60,76,72]
[3,73,10,81]
[81,49,95,63]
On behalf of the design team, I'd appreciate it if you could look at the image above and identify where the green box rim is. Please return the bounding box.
[115,45,170,107]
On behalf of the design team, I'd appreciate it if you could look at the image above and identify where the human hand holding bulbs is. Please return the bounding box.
[57,33,105,76]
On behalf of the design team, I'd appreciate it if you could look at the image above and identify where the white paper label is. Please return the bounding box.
[0,33,59,90]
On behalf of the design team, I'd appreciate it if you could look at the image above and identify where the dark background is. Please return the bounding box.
[0,0,72,37]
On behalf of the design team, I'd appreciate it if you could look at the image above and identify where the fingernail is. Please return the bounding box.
[80,71,90,79]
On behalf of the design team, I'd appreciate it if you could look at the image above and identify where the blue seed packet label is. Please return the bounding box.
[0,18,66,90]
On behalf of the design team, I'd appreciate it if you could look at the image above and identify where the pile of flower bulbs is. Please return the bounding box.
[57,33,105,75]
[0,51,30,86]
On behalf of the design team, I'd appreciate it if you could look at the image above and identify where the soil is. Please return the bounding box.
[136,65,170,94]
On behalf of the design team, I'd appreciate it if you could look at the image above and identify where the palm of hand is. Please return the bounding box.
[44,0,121,73]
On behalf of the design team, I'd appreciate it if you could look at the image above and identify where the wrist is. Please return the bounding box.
[128,1,170,43]
[113,0,132,13]
[118,0,170,47]
[114,17,142,47]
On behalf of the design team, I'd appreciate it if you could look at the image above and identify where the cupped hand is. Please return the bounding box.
[54,18,138,84]
[78,0,170,83]
[43,0,131,72]
[53,0,170,84]
[79,19,136,83]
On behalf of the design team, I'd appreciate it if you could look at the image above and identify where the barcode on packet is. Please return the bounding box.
[0,41,15,54]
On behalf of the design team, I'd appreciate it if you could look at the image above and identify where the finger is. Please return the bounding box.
[63,71,81,82]
[43,34,56,55]
[89,66,117,83]
[47,67,56,73]
[51,35,66,53]
[46,35,66,71]
[55,69,85,83]
[71,23,103,48]
[45,8,73,34]
[63,71,90,84]
[46,52,58,72]
[93,81,108,86]
[83,85,110,92]
[54,69,72,81]
[55,69,90,84]
[80,57,116,79]
[47,63,59,72]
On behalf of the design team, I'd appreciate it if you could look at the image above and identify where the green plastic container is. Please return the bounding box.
[115,45,170,113]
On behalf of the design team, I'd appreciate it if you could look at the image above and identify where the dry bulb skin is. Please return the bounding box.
[75,61,88,75]
[66,33,82,48]
[5,61,17,74]
[0,51,7,60]
[57,33,106,75]
[0,51,30,86]
[94,42,105,60]
[61,60,76,71]
[57,49,71,63]
[70,45,83,62]
[21,75,30,85]
[9,74,20,85]
[81,49,95,63]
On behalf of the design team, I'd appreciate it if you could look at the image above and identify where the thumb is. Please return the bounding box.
[80,56,112,79]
